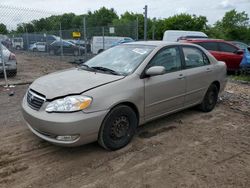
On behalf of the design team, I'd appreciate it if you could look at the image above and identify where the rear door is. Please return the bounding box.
[218,42,242,71]
[181,46,214,107]
[144,46,186,120]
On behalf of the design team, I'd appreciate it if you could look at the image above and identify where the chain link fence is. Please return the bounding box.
[0,5,138,86]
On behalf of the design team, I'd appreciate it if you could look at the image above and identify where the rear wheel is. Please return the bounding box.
[98,105,138,150]
[199,84,218,112]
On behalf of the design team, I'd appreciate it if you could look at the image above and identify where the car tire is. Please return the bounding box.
[49,49,55,55]
[98,49,104,54]
[74,50,79,56]
[199,84,218,112]
[98,105,138,151]
[7,70,17,77]
[33,48,38,52]
[16,46,21,50]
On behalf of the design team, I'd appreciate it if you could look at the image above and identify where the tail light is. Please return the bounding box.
[9,53,16,61]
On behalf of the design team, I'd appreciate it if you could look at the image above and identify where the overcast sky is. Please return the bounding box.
[0,0,250,29]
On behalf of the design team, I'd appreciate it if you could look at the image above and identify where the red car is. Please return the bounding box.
[184,39,243,71]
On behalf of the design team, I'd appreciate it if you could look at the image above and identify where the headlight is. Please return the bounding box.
[45,95,92,113]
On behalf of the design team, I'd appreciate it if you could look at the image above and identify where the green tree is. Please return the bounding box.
[163,14,207,31]
[87,7,118,27]
[113,12,145,39]
[211,10,250,42]
[0,23,8,34]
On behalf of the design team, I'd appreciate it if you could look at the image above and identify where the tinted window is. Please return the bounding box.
[63,41,72,47]
[195,42,218,51]
[183,47,209,68]
[219,42,237,53]
[149,47,182,72]
[51,41,59,46]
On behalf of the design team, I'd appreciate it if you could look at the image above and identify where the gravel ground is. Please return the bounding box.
[0,53,249,188]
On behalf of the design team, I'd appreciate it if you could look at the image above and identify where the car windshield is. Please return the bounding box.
[84,45,155,75]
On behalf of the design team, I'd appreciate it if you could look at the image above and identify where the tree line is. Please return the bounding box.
[0,7,249,43]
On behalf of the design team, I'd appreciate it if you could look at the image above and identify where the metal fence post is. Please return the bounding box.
[0,42,8,87]
[25,27,29,50]
[83,17,87,59]
[143,5,148,41]
[102,27,105,51]
[136,17,139,40]
[59,22,63,57]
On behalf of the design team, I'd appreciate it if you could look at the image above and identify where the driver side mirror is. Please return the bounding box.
[235,49,244,55]
[145,66,166,77]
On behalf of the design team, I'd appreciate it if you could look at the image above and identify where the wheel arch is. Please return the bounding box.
[211,80,220,92]
[109,101,140,124]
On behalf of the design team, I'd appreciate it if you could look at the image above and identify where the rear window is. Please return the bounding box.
[195,42,219,51]
[218,42,238,53]
[183,47,210,68]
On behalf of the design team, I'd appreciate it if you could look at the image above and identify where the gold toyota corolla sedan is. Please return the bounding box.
[22,41,227,150]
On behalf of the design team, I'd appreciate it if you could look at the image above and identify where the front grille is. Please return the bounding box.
[27,90,46,110]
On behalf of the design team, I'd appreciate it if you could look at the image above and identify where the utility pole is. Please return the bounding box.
[143,5,148,41]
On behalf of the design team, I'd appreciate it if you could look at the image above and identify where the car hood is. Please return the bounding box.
[30,68,124,100]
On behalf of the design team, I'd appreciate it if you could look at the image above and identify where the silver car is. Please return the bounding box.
[22,41,227,150]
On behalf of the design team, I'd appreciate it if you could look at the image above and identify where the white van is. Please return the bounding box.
[12,37,24,50]
[91,36,130,54]
[162,30,208,42]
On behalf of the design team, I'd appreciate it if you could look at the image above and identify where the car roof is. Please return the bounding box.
[184,39,225,42]
[125,40,196,47]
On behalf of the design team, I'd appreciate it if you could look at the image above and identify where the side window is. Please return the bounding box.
[148,47,182,72]
[219,42,237,53]
[183,47,209,68]
[196,42,219,51]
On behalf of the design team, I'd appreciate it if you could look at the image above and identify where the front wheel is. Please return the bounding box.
[199,84,218,112]
[98,105,138,150]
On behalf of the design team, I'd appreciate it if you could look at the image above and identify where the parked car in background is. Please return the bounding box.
[111,37,134,47]
[48,40,85,56]
[66,39,91,53]
[12,37,24,50]
[29,42,47,52]
[0,44,17,77]
[91,36,133,54]
[229,41,250,50]
[162,30,208,42]
[22,41,227,150]
[184,39,243,71]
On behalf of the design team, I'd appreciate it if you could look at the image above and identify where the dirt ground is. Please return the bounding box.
[0,53,250,188]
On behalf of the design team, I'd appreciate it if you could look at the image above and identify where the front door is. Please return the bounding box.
[144,46,186,120]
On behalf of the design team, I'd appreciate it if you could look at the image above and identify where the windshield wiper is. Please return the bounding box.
[91,66,121,75]
[79,64,95,71]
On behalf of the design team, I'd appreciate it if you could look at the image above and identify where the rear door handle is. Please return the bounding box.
[178,74,185,79]
[206,68,212,72]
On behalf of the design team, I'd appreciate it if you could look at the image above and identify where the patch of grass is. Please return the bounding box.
[231,75,250,82]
